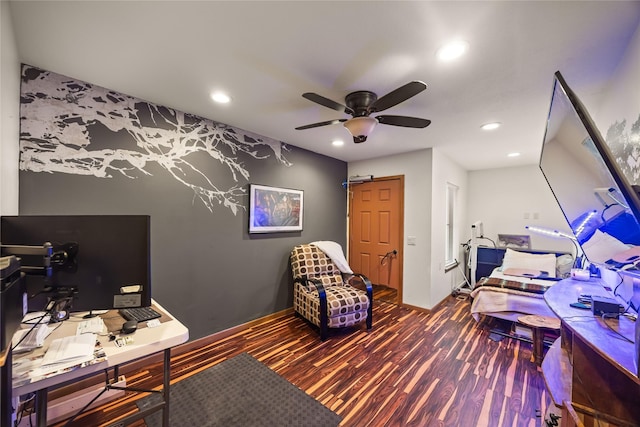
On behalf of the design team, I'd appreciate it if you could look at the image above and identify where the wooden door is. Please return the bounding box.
[349,176,403,300]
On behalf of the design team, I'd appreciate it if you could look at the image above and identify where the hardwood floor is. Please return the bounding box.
[47,294,550,427]
[371,284,398,305]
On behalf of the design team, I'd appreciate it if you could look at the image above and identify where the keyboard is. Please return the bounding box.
[119,306,161,323]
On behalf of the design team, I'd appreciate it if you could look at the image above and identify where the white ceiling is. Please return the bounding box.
[8,1,640,170]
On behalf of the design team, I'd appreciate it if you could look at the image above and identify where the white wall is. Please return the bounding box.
[0,0,20,215]
[349,148,469,310]
[467,165,574,254]
[430,148,468,305]
[349,149,433,308]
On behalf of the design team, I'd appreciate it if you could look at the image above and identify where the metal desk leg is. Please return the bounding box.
[1,348,12,427]
[35,388,48,427]
[163,348,171,427]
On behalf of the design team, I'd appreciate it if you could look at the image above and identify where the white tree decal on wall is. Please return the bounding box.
[20,66,291,215]
[607,114,640,185]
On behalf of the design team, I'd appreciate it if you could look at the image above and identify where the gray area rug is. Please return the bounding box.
[137,352,342,427]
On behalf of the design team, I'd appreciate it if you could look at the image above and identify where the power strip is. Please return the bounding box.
[16,375,126,426]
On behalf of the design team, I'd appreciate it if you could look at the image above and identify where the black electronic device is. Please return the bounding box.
[0,256,25,352]
[119,306,161,323]
[591,295,623,318]
[121,320,138,334]
[0,215,151,314]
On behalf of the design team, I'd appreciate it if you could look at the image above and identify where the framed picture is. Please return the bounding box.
[249,184,303,233]
[497,234,531,249]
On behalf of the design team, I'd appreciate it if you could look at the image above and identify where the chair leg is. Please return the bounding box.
[318,284,329,340]
[366,282,373,331]
[320,321,328,341]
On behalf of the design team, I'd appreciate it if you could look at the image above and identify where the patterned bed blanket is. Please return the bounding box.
[475,276,552,294]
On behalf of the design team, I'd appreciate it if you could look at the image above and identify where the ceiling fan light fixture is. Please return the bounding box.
[344,117,378,143]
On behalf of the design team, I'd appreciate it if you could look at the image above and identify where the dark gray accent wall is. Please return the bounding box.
[18,66,347,340]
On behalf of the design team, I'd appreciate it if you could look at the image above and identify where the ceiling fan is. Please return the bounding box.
[295,81,431,143]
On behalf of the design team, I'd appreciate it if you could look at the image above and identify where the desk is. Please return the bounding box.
[543,279,639,426]
[11,301,188,427]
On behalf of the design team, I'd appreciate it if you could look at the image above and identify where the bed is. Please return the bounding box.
[469,248,573,323]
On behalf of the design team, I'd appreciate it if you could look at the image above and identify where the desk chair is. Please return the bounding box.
[290,243,373,340]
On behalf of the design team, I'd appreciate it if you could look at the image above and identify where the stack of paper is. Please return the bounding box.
[36,333,97,376]
[12,324,54,353]
[76,317,105,335]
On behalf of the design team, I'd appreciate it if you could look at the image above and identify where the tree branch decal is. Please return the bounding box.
[607,114,640,184]
[19,66,291,215]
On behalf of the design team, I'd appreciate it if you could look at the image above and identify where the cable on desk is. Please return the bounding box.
[600,313,634,343]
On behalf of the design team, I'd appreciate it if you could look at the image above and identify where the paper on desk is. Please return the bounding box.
[76,317,105,335]
[12,324,57,353]
[13,343,107,387]
[40,333,97,367]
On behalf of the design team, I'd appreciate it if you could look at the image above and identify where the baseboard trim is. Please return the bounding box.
[177,307,294,354]
[400,294,457,314]
[400,302,431,314]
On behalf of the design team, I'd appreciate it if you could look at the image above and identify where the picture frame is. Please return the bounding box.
[249,184,304,233]
[497,234,531,249]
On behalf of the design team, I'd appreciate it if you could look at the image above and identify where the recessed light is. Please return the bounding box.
[211,92,231,104]
[437,40,469,62]
[508,152,521,158]
[332,139,344,147]
[481,122,501,131]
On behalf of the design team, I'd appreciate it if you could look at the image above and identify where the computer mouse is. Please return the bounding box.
[121,320,138,334]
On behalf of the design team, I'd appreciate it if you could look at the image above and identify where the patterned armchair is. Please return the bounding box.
[290,243,373,340]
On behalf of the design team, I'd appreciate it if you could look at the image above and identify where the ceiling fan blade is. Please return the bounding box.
[376,115,431,128]
[302,93,354,115]
[295,119,347,130]
[371,81,427,112]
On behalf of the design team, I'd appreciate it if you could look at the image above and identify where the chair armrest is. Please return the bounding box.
[347,273,373,299]
[348,273,373,331]
[309,279,329,340]
[294,277,317,292]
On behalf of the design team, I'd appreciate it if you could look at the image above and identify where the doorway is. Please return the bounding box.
[348,176,404,305]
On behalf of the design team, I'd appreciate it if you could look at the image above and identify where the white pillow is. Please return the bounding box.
[501,248,557,278]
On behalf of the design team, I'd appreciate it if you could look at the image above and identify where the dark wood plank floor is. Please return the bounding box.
[372,284,398,305]
[47,294,549,427]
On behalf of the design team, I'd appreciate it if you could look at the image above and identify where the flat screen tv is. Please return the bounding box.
[0,215,151,314]
[540,72,640,282]
[539,71,640,377]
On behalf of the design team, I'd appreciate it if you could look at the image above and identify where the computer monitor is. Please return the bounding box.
[538,71,639,376]
[0,215,151,314]
[539,71,640,284]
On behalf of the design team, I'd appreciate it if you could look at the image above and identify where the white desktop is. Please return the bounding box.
[11,300,188,427]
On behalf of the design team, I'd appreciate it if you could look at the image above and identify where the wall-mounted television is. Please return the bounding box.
[0,215,151,314]
[540,71,640,285]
